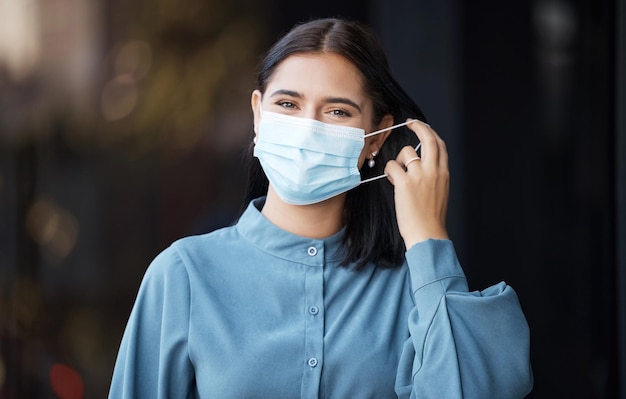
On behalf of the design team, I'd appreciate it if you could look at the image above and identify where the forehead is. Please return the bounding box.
[266,52,366,98]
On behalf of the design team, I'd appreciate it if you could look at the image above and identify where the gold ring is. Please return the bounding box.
[405,156,421,168]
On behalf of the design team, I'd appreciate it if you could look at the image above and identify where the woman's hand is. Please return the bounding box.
[384,119,450,250]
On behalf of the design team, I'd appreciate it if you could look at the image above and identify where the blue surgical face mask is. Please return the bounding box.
[253,110,418,205]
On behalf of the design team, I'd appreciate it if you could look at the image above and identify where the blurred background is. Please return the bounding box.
[0,0,624,397]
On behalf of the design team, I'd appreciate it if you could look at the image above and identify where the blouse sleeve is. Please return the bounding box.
[395,239,533,399]
[108,246,195,399]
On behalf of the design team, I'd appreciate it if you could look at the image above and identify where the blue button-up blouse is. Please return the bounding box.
[109,198,533,398]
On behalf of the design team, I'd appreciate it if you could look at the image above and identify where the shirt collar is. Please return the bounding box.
[236,197,346,267]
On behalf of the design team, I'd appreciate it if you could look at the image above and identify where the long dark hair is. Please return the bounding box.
[243,18,427,269]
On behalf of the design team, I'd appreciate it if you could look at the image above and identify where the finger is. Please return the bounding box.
[406,118,439,167]
[405,156,421,169]
[384,159,409,185]
[429,128,449,170]
[437,136,448,171]
[396,145,422,169]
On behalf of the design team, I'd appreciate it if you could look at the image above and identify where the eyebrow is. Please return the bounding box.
[323,96,362,113]
[268,89,362,112]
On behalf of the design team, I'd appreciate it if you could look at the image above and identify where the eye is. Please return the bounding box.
[330,109,351,118]
[277,101,297,109]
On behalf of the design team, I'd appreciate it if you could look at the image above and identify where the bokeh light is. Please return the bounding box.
[58,308,102,367]
[25,198,79,263]
[101,74,139,121]
[14,278,42,335]
[0,0,41,82]
[114,41,152,80]
[49,363,84,399]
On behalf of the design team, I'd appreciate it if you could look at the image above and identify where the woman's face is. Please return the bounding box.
[251,52,392,168]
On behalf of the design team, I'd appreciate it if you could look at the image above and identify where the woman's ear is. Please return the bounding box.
[366,114,394,155]
[251,90,262,135]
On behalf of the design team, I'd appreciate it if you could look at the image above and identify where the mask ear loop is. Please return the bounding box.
[361,120,422,184]
[363,119,419,139]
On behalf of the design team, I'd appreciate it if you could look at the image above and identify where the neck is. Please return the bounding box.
[261,186,346,239]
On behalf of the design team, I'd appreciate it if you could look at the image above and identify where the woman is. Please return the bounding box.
[109,18,533,398]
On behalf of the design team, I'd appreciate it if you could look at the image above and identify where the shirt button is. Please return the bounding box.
[308,357,318,368]
[309,306,319,315]
[307,246,318,256]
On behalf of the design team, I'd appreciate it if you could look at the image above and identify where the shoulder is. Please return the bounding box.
[136,226,240,296]
[146,224,243,279]
[171,224,241,262]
